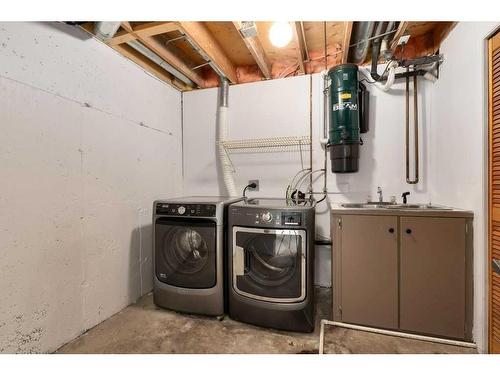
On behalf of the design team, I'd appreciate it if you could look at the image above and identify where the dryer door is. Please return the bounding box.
[232,226,306,303]
[155,218,217,288]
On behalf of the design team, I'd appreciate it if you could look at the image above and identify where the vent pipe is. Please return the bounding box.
[216,77,238,197]
[348,22,375,64]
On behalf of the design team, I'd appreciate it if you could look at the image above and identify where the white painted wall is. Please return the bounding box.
[183,21,500,352]
[183,71,433,286]
[0,22,182,353]
[429,21,499,353]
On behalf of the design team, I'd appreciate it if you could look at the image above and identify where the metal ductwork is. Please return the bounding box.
[126,40,195,86]
[348,22,375,64]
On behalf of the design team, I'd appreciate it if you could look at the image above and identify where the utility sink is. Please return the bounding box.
[340,203,452,210]
[340,203,382,209]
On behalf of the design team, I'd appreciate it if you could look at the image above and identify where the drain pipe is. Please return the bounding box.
[217,77,238,197]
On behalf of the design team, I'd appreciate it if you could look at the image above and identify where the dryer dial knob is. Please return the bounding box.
[177,206,186,215]
[261,212,273,222]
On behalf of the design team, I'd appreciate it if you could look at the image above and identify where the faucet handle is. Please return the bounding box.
[402,192,410,204]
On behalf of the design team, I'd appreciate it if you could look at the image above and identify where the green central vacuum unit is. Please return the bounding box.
[327,63,369,173]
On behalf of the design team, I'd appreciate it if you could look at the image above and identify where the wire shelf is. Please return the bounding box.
[220,136,311,152]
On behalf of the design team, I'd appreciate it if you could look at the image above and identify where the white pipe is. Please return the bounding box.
[361,60,398,92]
[318,319,477,354]
[94,22,121,40]
[217,79,238,197]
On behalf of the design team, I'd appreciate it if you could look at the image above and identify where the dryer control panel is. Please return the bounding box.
[155,203,216,217]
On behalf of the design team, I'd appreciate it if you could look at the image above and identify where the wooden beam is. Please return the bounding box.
[133,22,180,38]
[291,22,305,73]
[341,22,353,64]
[233,22,272,79]
[178,21,238,84]
[110,43,187,91]
[106,29,136,46]
[121,22,205,88]
[390,21,410,54]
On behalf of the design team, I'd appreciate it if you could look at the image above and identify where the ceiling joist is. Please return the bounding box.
[341,22,353,64]
[81,21,458,91]
[178,21,239,83]
[120,22,206,88]
[233,21,272,80]
[291,22,305,74]
[110,43,188,91]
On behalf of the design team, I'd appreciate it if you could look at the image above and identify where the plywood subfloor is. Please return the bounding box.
[56,288,476,354]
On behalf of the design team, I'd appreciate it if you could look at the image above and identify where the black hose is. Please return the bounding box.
[370,41,381,81]
[316,194,327,204]
[243,182,257,199]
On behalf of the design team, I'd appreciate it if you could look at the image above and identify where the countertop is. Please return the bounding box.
[329,203,474,218]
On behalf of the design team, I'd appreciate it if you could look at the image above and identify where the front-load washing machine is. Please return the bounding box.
[153,196,242,316]
[227,198,316,332]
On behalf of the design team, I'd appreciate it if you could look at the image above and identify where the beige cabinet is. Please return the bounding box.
[400,217,467,339]
[335,215,398,330]
[332,212,473,341]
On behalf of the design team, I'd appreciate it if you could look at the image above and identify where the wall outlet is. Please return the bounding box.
[248,180,259,191]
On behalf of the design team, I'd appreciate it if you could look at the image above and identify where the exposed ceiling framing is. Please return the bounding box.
[81,21,457,92]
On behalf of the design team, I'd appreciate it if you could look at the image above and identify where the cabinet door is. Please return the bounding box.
[400,217,466,339]
[340,215,398,329]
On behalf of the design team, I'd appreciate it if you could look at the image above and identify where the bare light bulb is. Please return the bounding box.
[269,22,293,48]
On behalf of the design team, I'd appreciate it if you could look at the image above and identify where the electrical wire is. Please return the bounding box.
[295,170,325,198]
[286,168,311,201]
[359,59,394,84]
[243,182,257,199]
[292,169,325,204]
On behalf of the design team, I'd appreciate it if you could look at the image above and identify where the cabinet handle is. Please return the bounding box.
[388,228,394,233]
[406,229,412,234]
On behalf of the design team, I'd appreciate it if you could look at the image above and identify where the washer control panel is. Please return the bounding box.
[156,203,216,217]
[253,210,302,226]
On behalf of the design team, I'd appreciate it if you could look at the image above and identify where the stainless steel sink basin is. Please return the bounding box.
[387,204,451,210]
[340,203,383,209]
[340,203,452,210]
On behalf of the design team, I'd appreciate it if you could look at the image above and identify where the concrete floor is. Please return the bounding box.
[57,288,476,354]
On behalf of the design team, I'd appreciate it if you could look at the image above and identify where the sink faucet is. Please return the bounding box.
[377,186,383,203]
[402,192,410,204]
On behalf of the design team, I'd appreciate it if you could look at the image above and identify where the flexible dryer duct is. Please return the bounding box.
[217,78,238,197]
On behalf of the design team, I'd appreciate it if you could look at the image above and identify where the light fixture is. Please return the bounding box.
[269,22,293,48]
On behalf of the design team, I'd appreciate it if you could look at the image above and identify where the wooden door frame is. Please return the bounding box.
[486,25,500,354]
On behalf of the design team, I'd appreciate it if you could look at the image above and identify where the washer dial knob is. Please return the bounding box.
[261,212,273,222]
[177,206,186,215]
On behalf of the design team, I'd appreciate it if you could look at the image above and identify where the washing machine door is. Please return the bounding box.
[155,218,217,288]
[232,226,306,303]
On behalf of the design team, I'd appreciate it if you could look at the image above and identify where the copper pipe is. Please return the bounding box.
[405,69,419,184]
